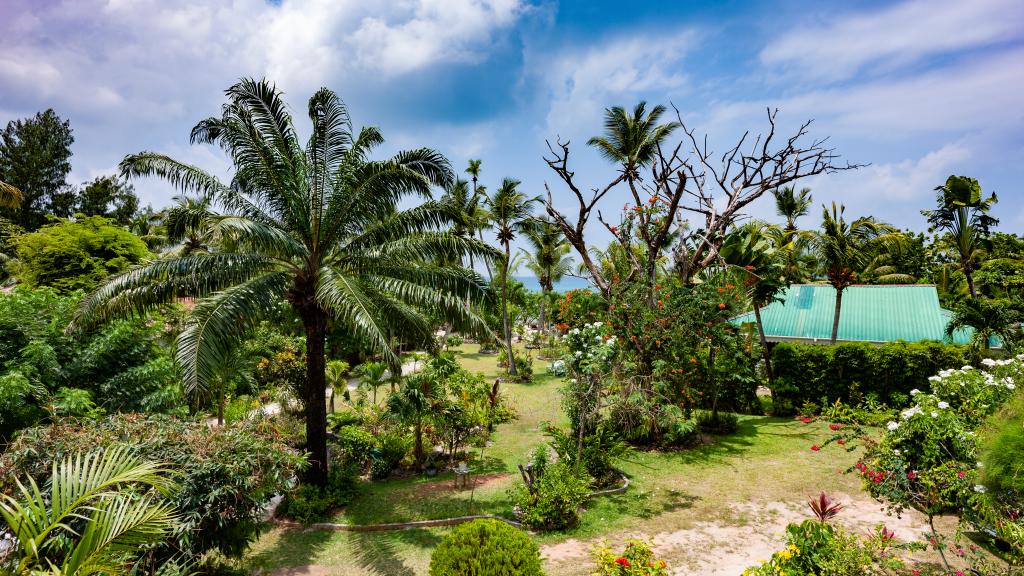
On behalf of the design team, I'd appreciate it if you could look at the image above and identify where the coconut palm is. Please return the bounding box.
[1,180,23,208]
[326,359,350,413]
[773,186,812,233]
[69,79,495,486]
[946,298,1020,352]
[808,203,906,344]
[518,217,573,334]
[0,447,179,576]
[586,102,680,179]
[485,178,538,376]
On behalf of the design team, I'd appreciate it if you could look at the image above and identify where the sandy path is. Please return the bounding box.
[541,493,937,575]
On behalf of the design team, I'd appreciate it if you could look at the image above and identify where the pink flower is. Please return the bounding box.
[829,423,843,430]
[957,471,966,479]
[907,471,917,480]
[798,416,813,424]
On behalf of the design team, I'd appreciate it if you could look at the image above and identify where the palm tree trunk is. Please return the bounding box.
[753,302,774,387]
[965,266,978,299]
[301,309,330,487]
[538,288,547,336]
[502,243,517,376]
[217,388,225,426]
[709,346,719,421]
[414,416,424,468]
[830,288,843,344]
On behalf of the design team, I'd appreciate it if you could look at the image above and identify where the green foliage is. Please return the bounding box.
[592,540,669,575]
[16,215,149,292]
[546,424,628,487]
[771,341,974,414]
[277,466,361,524]
[371,430,413,479]
[554,289,606,328]
[428,519,544,576]
[0,414,304,562]
[695,410,739,435]
[979,389,1024,557]
[0,446,179,576]
[0,109,74,230]
[743,520,905,576]
[511,461,589,531]
[0,372,46,443]
[76,175,139,224]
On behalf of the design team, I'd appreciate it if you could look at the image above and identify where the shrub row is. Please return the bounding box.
[771,341,977,413]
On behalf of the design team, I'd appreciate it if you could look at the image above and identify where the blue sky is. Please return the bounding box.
[1,0,1021,252]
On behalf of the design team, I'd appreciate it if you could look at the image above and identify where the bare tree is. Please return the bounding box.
[544,106,861,298]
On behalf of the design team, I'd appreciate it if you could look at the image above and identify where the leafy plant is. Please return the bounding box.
[428,519,543,576]
[592,540,668,575]
[808,492,843,523]
[511,461,589,531]
[0,447,180,576]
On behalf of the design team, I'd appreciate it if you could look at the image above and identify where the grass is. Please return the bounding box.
[245,343,872,575]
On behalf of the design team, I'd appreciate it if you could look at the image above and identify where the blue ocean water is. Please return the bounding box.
[513,276,593,293]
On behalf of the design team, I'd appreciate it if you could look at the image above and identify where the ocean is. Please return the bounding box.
[513,275,594,293]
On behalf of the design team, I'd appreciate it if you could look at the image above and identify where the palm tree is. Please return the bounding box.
[485,178,537,376]
[162,193,220,256]
[809,203,905,344]
[326,359,350,413]
[0,447,179,575]
[720,223,787,386]
[772,186,814,283]
[69,79,495,486]
[587,102,679,305]
[0,180,23,208]
[519,217,573,334]
[357,360,388,404]
[387,371,441,468]
[922,176,998,299]
[946,298,1020,352]
[773,186,812,233]
[586,102,680,179]
[465,159,494,282]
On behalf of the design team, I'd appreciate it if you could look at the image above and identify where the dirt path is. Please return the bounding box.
[541,493,939,575]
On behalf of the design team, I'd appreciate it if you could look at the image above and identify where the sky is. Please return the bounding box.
[1,0,1022,255]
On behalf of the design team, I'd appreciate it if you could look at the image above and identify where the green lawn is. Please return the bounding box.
[244,344,872,575]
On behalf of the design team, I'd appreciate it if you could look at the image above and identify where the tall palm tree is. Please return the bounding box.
[587,101,679,305]
[69,79,495,486]
[922,175,998,299]
[946,298,1020,352]
[772,186,814,283]
[465,159,494,282]
[586,102,680,179]
[809,203,905,344]
[0,180,23,208]
[0,447,179,575]
[519,217,573,333]
[773,186,812,233]
[485,178,537,376]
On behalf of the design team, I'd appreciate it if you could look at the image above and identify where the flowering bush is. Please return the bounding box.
[592,540,668,575]
[563,322,617,375]
[825,353,1024,568]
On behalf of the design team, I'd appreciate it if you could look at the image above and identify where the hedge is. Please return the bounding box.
[770,341,977,413]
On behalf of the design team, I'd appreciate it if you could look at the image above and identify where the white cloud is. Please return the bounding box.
[760,0,1024,82]
[538,30,698,137]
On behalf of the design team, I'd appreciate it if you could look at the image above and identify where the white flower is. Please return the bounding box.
[981,358,997,367]
[911,389,922,395]
[1008,383,1017,390]
[901,406,923,420]
[594,321,603,328]
[887,421,899,431]
[927,376,940,383]
[893,449,901,455]
[977,462,984,468]
[931,411,939,418]
[937,401,949,409]
[974,485,987,493]
[962,365,973,371]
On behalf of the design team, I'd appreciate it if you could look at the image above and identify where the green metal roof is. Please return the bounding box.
[731,284,975,345]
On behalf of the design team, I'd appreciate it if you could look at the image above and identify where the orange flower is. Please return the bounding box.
[718,303,726,309]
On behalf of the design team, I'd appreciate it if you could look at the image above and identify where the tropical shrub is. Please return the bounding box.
[14,215,149,293]
[546,424,628,488]
[978,387,1024,557]
[511,461,589,531]
[0,447,180,576]
[428,519,543,576]
[276,465,360,524]
[772,341,975,414]
[695,410,739,435]
[553,288,605,328]
[592,540,668,576]
[0,414,304,561]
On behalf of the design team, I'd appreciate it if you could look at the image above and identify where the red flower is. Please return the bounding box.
[811,444,820,452]
[610,226,619,234]
[958,471,966,479]
[718,303,726,309]
[907,471,917,480]
[614,557,631,568]
[658,300,664,307]
[837,439,846,445]
[912,570,921,576]
[717,287,725,293]
[798,416,813,423]
[829,423,843,430]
